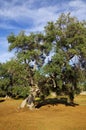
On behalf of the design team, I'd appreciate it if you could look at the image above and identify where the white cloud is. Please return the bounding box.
[0,0,86,30]
[0,52,14,63]
[0,3,58,25]
[0,37,14,63]
[0,37,8,48]
[68,0,86,20]
[69,0,85,8]
[0,2,59,33]
[34,6,58,24]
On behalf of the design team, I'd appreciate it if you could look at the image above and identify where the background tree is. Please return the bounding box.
[0,60,30,98]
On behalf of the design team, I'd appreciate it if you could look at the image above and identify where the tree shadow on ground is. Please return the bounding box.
[0,99,5,103]
[35,98,79,108]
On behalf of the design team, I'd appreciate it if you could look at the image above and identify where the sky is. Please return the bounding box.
[0,0,86,63]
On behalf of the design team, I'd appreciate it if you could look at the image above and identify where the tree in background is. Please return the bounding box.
[0,60,30,98]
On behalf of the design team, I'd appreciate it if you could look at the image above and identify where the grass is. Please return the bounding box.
[0,95,86,130]
[75,95,86,105]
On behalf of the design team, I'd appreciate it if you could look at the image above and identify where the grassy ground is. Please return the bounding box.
[0,95,86,130]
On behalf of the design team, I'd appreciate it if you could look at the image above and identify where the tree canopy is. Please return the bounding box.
[0,13,86,100]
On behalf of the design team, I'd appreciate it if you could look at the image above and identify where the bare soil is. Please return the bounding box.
[0,95,86,130]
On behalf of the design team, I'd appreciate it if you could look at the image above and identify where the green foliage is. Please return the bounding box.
[0,88,6,97]
[0,13,86,100]
[43,13,86,98]
[11,86,30,98]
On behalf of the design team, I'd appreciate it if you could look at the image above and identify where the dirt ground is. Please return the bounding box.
[0,95,86,130]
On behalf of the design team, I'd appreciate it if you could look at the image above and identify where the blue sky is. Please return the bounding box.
[0,0,86,63]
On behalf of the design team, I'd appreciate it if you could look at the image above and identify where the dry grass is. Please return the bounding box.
[0,95,86,130]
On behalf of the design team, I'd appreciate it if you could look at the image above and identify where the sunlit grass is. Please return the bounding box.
[75,95,86,105]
